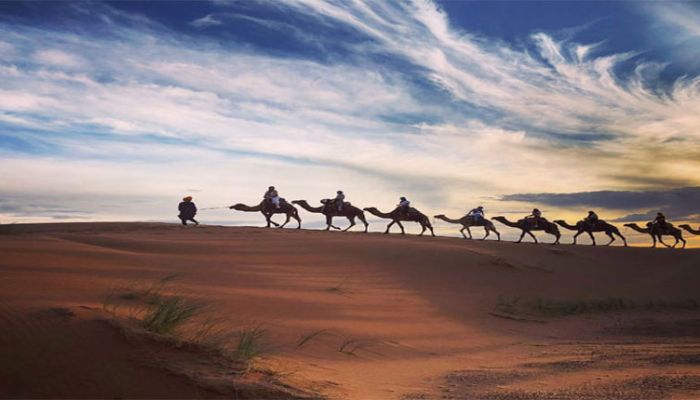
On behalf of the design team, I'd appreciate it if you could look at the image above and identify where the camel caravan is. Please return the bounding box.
[179,187,694,249]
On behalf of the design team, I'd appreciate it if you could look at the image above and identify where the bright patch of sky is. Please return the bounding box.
[1,1,699,245]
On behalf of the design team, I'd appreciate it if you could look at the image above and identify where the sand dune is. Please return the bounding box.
[1,222,699,399]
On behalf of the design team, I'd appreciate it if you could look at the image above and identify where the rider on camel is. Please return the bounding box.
[526,208,543,228]
[652,212,668,232]
[334,190,345,212]
[398,197,411,217]
[264,186,281,209]
[585,210,599,227]
[467,206,485,224]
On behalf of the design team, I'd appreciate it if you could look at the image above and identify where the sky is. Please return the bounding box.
[1,1,699,244]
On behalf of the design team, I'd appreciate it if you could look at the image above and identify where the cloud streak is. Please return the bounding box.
[0,1,699,228]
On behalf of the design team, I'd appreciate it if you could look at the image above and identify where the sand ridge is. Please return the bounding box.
[1,222,699,399]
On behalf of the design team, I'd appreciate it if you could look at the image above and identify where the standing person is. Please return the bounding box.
[334,190,345,212]
[178,196,199,226]
[467,206,485,224]
[264,186,280,209]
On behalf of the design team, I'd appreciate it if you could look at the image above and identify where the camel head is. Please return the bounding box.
[290,200,301,205]
[434,214,446,218]
[363,207,378,212]
[230,203,245,210]
[678,224,691,229]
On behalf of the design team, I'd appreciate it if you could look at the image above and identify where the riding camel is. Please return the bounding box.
[554,220,627,246]
[624,223,686,248]
[679,224,700,235]
[291,199,369,232]
[433,214,500,240]
[363,206,435,236]
[492,216,561,244]
[229,200,301,229]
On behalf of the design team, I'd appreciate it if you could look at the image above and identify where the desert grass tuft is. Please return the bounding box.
[233,325,268,363]
[141,295,202,335]
[338,337,367,356]
[296,329,329,348]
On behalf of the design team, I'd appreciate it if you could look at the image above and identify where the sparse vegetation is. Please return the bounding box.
[338,337,365,356]
[296,329,329,348]
[141,295,202,335]
[495,295,700,317]
[233,325,268,364]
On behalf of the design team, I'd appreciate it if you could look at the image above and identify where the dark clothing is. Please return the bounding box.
[178,201,197,225]
[179,216,198,226]
[652,215,667,232]
[585,212,599,227]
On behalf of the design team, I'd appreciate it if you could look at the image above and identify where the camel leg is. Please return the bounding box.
[618,232,628,247]
[605,232,615,246]
[466,227,473,239]
[360,215,369,233]
[279,213,291,228]
[552,234,560,245]
[264,212,276,228]
[264,211,280,227]
[482,227,489,240]
[587,231,596,246]
[650,234,657,248]
[495,230,501,241]
[385,221,395,234]
[527,231,538,244]
[658,235,672,248]
[516,231,526,243]
[680,236,687,249]
[343,216,356,232]
[294,212,302,229]
[429,225,435,237]
[328,216,341,231]
[459,227,467,239]
[572,231,582,245]
[397,221,405,234]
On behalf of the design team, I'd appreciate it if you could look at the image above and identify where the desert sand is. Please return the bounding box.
[1,222,699,399]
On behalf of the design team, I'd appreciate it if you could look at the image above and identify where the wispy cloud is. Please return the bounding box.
[189,14,223,28]
[0,1,699,227]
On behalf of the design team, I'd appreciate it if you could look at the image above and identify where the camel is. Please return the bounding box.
[554,220,627,246]
[291,199,369,232]
[229,200,301,229]
[492,216,561,244]
[679,224,700,235]
[363,206,435,236]
[434,214,500,240]
[624,223,686,248]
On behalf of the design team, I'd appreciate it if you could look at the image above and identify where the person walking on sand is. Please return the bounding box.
[178,196,199,226]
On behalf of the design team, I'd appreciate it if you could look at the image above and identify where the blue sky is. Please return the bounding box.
[1,1,700,241]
